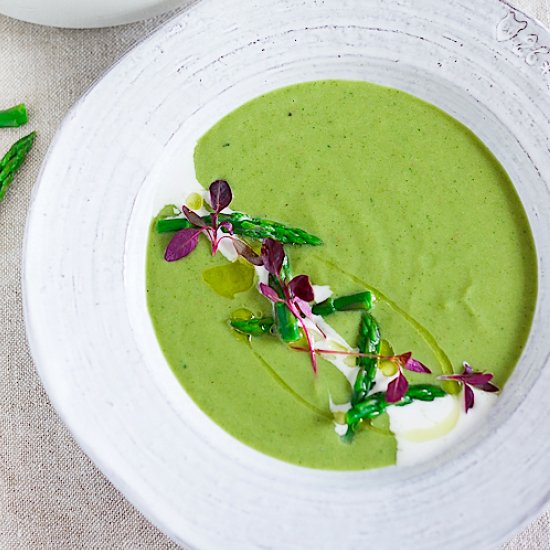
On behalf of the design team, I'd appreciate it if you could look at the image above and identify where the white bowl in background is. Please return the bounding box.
[0,0,191,28]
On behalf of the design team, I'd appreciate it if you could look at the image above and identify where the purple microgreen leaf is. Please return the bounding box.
[164,228,202,262]
[396,352,411,366]
[288,275,315,302]
[259,282,282,303]
[463,362,473,375]
[261,238,286,277]
[399,352,431,374]
[294,297,313,318]
[462,372,495,387]
[219,221,233,234]
[439,363,498,392]
[459,363,499,392]
[211,212,219,231]
[464,384,475,413]
[386,371,409,403]
[476,381,500,393]
[293,298,327,339]
[209,179,232,213]
[232,240,263,266]
[182,205,208,228]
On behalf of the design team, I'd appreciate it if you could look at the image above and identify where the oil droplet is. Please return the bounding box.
[231,308,254,321]
[186,192,203,210]
[228,309,254,342]
[379,339,397,376]
[380,360,398,377]
[202,261,255,298]
[442,379,461,395]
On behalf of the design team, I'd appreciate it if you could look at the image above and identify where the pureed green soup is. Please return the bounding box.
[146,80,537,470]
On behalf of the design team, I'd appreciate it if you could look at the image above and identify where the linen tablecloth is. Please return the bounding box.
[1,1,549,547]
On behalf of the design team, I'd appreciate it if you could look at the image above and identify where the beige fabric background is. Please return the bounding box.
[0,1,548,548]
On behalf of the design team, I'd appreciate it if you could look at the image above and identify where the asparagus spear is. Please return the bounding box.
[0,104,28,128]
[230,317,274,337]
[312,291,373,316]
[157,212,322,246]
[351,312,381,406]
[273,302,301,342]
[269,256,301,342]
[0,132,36,202]
[344,384,447,441]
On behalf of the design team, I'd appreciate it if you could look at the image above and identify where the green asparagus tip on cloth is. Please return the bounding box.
[0,104,29,128]
[0,131,36,203]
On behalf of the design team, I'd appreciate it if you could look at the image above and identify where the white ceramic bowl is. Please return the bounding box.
[0,0,190,28]
[23,0,550,548]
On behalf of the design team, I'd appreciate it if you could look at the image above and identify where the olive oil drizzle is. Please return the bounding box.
[315,256,454,376]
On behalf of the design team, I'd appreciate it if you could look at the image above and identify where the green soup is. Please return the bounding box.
[146,80,537,470]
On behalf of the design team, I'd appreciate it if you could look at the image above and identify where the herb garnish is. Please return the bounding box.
[386,352,431,403]
[165,180,261,264]
[259,238,321,373]
[438,362,499,412]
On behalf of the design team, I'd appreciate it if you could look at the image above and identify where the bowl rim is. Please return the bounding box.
[22,0,550,548]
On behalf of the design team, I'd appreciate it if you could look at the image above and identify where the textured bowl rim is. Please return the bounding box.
[22,1,550,548]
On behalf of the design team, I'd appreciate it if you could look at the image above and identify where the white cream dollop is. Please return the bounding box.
[387,388,498,466]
